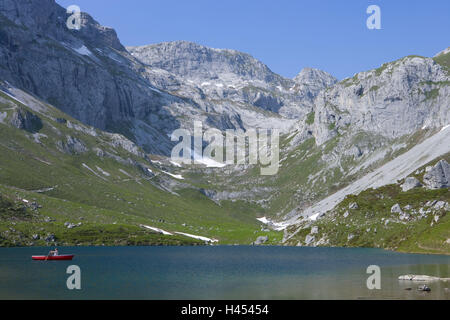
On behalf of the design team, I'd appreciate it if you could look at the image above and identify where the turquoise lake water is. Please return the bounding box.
[0,246,449,300]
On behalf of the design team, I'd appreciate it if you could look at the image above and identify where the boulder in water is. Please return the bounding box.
[417,285,431,292]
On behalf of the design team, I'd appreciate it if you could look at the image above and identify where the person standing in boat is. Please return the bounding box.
[48,248,59,256]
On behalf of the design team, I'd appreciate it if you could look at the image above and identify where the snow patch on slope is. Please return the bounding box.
[140,225,173,235]
[257,217,290,231]
[74,45,93,56]
[195,157,227,168]
[82,163,108,181]
[162,170,184,180]
[174,232,218,243]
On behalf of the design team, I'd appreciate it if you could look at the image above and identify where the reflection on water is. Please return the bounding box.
[0,246,449,300]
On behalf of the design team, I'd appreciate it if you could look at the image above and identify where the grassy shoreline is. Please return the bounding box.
[1,243,449,257]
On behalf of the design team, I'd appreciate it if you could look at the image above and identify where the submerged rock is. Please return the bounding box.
[56,135,88,154]
[417,285,431,292]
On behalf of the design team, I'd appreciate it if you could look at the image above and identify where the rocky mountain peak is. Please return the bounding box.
[289,68,337,104]
[0,0,59,30]
[0,0,125,51]
[293,67,337,88]
[127,41,287,85]
[76,12,125,51]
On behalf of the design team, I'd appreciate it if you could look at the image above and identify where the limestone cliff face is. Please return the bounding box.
[310,56,450,145]
[0,0,183,154]
[0,0,124,51]
[0,1,337,154]
[129,42,337,119]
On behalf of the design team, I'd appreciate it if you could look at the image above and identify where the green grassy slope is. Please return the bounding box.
[0,86,281,246]
[434,49,450,71]
[284,155,450,254]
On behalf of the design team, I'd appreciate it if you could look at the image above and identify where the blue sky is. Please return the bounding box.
[56,0,450,80]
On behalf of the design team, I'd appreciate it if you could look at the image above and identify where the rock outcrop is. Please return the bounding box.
[423,160,450,189]
[401,177,422,192]
[391,204,403,214]
[9,108,43,133]
[310,56,450,145]
[253,236,269,245]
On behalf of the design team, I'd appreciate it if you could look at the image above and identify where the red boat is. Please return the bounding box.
[32,255,74,261]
